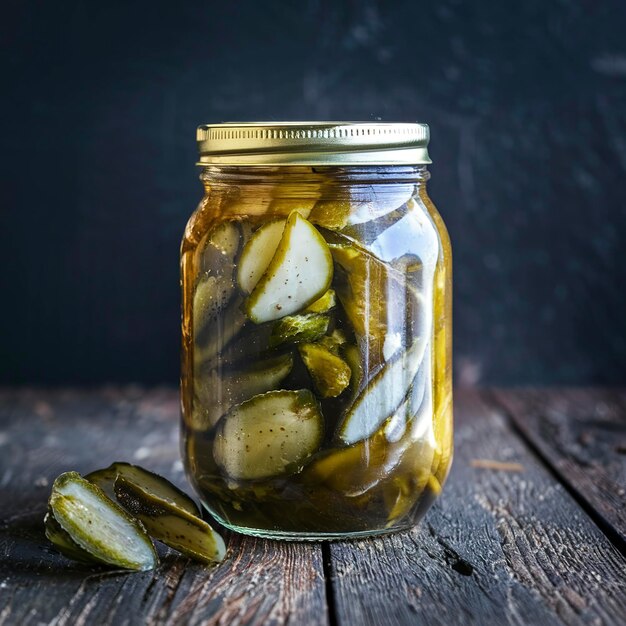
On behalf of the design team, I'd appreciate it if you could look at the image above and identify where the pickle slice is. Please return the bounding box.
[114,476,226,564]
[48,472,158,571]
[85,463,200,517]
[213,389,324,480]
[337,337,427,445]
[245,212,334,323]
[318,328,349,354]
[200,220,242,272]
[192,352,294,429]
[328,243,389,368]
[44,508,95,563]
[194,221,243,337]
[194,301,247,366]
[342,343,363,398]
[237,219,286,294]
[299,342,351,398]
[303,288,336,313]
[269,313,330,348]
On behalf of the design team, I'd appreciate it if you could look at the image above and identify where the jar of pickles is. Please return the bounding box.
[181,122,452,540]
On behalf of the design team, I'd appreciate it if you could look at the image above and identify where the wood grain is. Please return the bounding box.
[326,390,626,626]
[491,388,626,550]
[0,388,328,626]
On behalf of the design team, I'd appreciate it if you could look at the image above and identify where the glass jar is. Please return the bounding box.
[181,122,452,540]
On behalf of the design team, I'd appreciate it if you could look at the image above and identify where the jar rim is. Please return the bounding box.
[196,121,431,167]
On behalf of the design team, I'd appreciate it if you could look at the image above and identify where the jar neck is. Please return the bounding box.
[199,165,430,190]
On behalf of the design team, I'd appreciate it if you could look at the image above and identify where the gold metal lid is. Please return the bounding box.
[196,121,430,166]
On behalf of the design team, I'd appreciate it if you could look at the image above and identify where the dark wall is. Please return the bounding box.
[3,1,626,386]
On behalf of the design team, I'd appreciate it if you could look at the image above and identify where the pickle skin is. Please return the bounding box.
[85,462,201,517]
[298,342,351,398]
[237,219,286,294]
[48,471,158,571]
[269,313,330,348]
[114,476,226,564]
[44,508,96,563]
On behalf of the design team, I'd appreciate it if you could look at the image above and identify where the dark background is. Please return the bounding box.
[2,1,626,387]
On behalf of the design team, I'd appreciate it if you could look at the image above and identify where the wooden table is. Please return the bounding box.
[1,388,625,625]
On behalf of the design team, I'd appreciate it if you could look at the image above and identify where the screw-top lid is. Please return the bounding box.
[196,121,430,166]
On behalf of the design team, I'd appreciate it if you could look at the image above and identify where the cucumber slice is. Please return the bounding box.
[200,220,242,272]
[299,342,351,398]
[194,221,243,336]
[245,212,333,323]
[192,353,294,429]
[303,288,336,313]
[193,276,234,335]
[214,389,324,480]
[194,300,247,366]
[342,343,363,398]
[329,243,389,367]
[308,198,352,230]
[44,508,95,563]
[318,328,349,355]
[337,337,428,445]
[269,313,330,348]
[237,219,286,294]
[48,472,157,571]
[114,476,226,564]
[85,463,200,517]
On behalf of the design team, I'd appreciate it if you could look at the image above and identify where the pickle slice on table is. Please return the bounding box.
[245,211,333,323]
[299,342,351,398]
[213,389,324,480]
[44,507,95,563]
[237,219,286,294]
[114,476,226,564]
[192,352,294,429]
[269,313,330,348]
[48,471,158,571]
[85,463,201,517]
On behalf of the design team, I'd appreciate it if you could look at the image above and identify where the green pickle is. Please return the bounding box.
[181,171,452,539]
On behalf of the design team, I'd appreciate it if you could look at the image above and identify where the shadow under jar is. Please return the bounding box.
[181,122,452,540]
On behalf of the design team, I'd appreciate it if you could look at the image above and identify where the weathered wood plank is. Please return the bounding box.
[0,388,328,626]
[492,388,626,548]
[326,390,626,626]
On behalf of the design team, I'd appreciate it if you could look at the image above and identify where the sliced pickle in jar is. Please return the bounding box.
[213,389,324,480]
[308,197,352,230]
[269,313,330,348]
[237,219,286,294]
[48,472,158,571]
[245,212,333,323]
[191,353,294,430]
[298,342,351,398]
[44,507,95,563]
[199,220,242,272]
[194,300,247,366]
[328,243,389,368]
[317,328,349,354]
[337,336,427,445]
[114,476,226,564]
[342,343,363,398]
[303,288,336,313]
[194,221,243,337]
[85,462,201,517]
